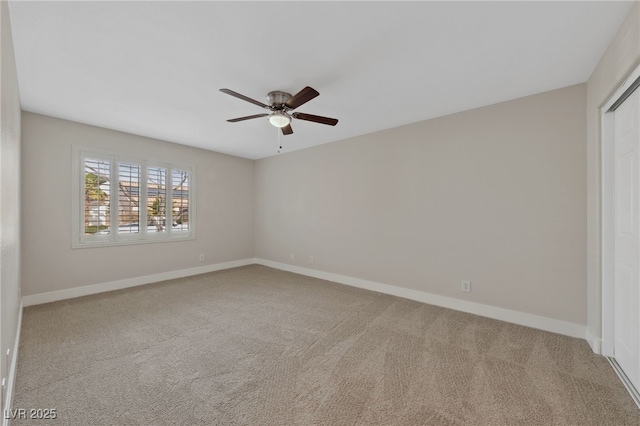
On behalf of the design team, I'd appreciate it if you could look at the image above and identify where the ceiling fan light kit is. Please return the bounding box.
[268,111,291,128]
[220,86,339,135]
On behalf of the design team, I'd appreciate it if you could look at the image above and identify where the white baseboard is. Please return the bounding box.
[254,258,587,340]
[22,258,254,307]
[21,257,587,341]
[586,328,603,355]
[3,300,23,426]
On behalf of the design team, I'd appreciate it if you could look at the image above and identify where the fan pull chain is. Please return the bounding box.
[277,127,282,153]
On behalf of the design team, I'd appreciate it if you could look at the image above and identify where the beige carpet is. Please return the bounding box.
[11,265,640,425]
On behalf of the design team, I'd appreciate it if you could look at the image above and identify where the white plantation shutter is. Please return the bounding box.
[73,148,195,248]
[172,169,190,232]
[147,166,167,234]
[117,162,141,235]
[83,158,111,235]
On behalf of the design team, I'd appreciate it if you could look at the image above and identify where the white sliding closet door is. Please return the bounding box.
[614,86,640,392]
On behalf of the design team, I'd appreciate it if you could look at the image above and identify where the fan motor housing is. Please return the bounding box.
[267,91,292,108]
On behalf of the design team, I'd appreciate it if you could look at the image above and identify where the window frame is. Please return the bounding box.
[72,146,196,248]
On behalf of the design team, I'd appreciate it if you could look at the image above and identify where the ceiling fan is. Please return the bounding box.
[220,86,339,135]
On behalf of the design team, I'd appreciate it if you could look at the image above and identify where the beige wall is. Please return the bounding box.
[1,0,22,409]
[21,112,254,296]
[586,2,640,340]
[255,84,587,324]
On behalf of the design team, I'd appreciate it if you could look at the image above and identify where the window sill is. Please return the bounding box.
[72,234,195,249]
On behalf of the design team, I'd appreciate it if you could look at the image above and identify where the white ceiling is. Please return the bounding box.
[8,1,635,160]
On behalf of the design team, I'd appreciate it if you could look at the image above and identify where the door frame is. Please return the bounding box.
[601,63,640,357]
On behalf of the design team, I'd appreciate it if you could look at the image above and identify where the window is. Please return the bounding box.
[72,148,195,247]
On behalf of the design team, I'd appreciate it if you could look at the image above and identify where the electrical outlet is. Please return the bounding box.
[461,280,471,292]
[290,253,295,260]
[199,254,204,262]
[309,256,314,264]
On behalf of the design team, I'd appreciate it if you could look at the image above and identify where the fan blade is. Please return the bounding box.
[220,88,269,109]
[281,124,293,135]
[293,112,338,126]
[285,86,319,110]
[226,113,268,123]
